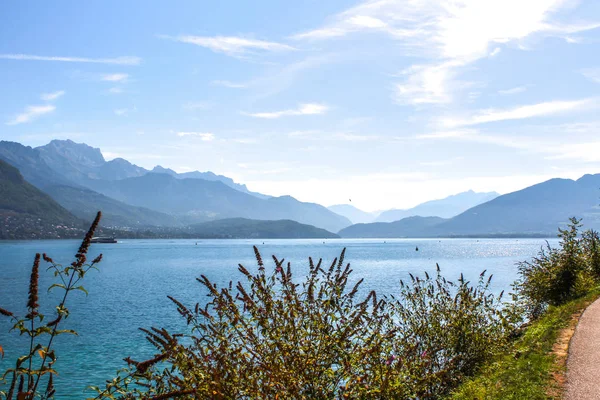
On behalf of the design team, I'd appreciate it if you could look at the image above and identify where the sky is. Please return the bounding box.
[1,0,600,212]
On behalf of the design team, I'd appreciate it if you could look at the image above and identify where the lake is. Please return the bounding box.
[0,238,556,398]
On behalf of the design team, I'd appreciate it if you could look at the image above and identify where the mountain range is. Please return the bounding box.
[0,140,350,233]
[340,174,600,237]
[327,204,380,224]
[2,138,599,240]
[0,159,85,239]
[374,191,499,222]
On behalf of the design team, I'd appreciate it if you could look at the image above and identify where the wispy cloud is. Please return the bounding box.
[334,132,375,141]
[416,129,476,139]
[211,80,249,88]
[0,54,141,65]
[40,90,65,101]
[7,105,56,125]
[177,132,215,141]
[114,106,137,116]
[244,103,328,119]
[183,101,212,111]
[293,0,600,106]
[288,130,321,138]
[108,87,124,94]
[102,73,129,82]
[581,68,600,84]
[498,85,529,95]
[394,60,467,105]
[441,98,596,127]
[161,35,295,57]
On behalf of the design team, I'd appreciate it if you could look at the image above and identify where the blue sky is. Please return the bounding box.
[1,0,600,211]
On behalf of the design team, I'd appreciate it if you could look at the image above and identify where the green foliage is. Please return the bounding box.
[0,159,85,239]
[516,217,598,316]
[0,212,102,400]
[451,288,600,400]
[385,268,513,398]
[92,249,513,399]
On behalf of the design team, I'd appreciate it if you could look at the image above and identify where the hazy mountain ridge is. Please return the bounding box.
[0,159,85,239]
[188,218,339,239]
[327,204,379,224]
[43,184,183,228]
[85,173,351,232]
[34,139,267,197]
[0,140,351,232]
[339,216,446,238]
[152,165,269,198]
[375,190,499,222]
[339,175,600,237]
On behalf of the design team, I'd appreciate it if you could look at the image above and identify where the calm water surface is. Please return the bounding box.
[0,238,556,397]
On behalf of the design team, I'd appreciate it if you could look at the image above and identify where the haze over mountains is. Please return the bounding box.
[340,174,600,237]
[0,140,350,233]
[1,138,599,240]
[374,191,500,222]
[0,159,84,239]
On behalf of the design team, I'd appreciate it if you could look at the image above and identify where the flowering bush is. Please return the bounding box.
[93,249,512,399]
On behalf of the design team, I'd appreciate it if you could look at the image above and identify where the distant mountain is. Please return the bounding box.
[339,175,600,237]
[0,159,84,239]
[36,139,147,183]
[43,184,182,228]
[188,218,339,239]
[85,173,352,232]
[151,165,269,199]
[328,204,378,224]
[0,141,74,189]
[375,190,499,222]
[431,175,600,236]
[339,216,447,238]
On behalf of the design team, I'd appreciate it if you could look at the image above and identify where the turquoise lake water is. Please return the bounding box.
[0,238,557,397]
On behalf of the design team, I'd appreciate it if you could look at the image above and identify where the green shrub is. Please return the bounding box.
[516,218,592,317]
[384,267,512,398]
[581,229,600,279]
[92,250,511,399]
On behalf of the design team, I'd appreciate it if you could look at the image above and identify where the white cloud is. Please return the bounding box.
[441,98,595,127]
[581,68,600,84]
[162,35,295,56]
[0,54,141,65]
[244,103,329,119]
[288,130,321,137]
[102,73,129,82]
[335,132,376,141]
[211,80,249,88]
[416,129,476,139]
[394,60,466,105]
[40,90,65,101]
[114,109,128,116]
[177,132,215,141]
[544,141,600,162]
[7,105,56,125]
[108,87,124,94]
[183,102,212,110]
[498,85,529,95]
[489,47,502,57]
[294,0,600,106]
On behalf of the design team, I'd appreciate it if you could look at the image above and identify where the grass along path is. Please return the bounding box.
[450,288,600,400]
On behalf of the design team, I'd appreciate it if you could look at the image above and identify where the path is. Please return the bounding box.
[565,298,600,399]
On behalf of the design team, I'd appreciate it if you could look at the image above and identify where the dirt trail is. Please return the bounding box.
[565,298,600,399]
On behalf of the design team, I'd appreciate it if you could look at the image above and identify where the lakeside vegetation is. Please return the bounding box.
[1,214,600,398]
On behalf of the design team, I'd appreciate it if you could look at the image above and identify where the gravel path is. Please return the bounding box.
[565,298,600,400]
